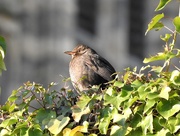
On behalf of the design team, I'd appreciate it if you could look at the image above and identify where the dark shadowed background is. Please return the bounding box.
[0,0,179,104]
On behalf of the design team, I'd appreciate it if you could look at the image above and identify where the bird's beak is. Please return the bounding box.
[64,51,74,55]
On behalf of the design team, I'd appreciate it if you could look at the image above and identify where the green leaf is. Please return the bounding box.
[0,118,18,128]
[145,13,164,35]
[155,0,171,11]
[131,113,142,128]
[113,81,124,88]
[173,16,180,33]
[144,51,176,63]
[167,117,180,133]
[47,117,70,135]
[160,34,172,42]
[110,125,127,136]
[0,36,6,54]
[71,105,91,122]
[76,95,91,110]
[156,129,170,136]
[0,54,6,71]
[131,80,143,88]
[28,125,43,136]
[137,85,149,100]
[170,70,180,85]
[99,117,111,134]
[144,100,156,114]
[159,86,170,100]
[99,107,112,134]
[140,114,153,135]
[157,99,180,119]
[151,66,163,73]
[104,94,121,109]
[35,109,56,124]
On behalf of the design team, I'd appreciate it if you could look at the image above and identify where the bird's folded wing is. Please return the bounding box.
[85,54,115,81]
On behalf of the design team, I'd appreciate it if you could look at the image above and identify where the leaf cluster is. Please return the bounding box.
[0,0,180,136]
[0,67,180,136]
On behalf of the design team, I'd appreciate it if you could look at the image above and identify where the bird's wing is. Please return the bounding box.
[84,54,116,81]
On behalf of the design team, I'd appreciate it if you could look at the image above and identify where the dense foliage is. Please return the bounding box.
[0,0,180,135]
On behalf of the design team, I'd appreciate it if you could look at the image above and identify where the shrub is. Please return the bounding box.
[0,0,180,135]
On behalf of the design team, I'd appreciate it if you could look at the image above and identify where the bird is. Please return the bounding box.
[64,44,116,93]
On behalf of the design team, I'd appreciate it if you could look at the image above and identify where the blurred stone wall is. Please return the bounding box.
[0,0,179,104]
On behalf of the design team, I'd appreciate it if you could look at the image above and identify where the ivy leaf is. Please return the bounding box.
[167,117,180,133]
[76,95,91,110]
[35,109,56,125]
[143,100,156,114]
[145,13,164,35]
[113,81,124,88]
[155,0,171,11]
[71,105,91,122]
[140,114,153,135]
[110,125,127,136]
[99,107,112,134]
[173,16,180,33]
[157,99,180,120]
[170,70,180,85]
[99,116,111,135]
[47,117,70,135]
[0,118,18,128]
[104,94,121,109]
[159,86,171,100]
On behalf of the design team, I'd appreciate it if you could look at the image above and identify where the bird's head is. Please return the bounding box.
[64,44,92,58]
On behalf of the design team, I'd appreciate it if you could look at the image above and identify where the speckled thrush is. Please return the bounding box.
[65,44,116,92]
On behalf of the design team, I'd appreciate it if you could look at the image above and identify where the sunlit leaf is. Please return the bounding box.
[167,117,180,133]
[47,117,70,135]
[76,95,91,110]
[151,66,163,73]
[0,118,17,128]
[99,117,111,135]
[0,54,6,71]
[160,34,172,42]
[155,0,171,11]
[0,36,6,55]
[72,105,91,122]
[173,17,180,33]
[170,70,180,85]
[159,86,170,100]
[104,94,121,109]
[110,125,127,136]
[144,100,156,114]
[69,122,88,136]
[157,99,180,119]
[113,81,124,88]
[145,13,164,35]
[140,114,153,135]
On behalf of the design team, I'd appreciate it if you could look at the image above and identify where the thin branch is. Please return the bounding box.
[164,25,174,33]
[30,91,45,108]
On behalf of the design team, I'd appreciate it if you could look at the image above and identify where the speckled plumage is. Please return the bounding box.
[65,44,116,92]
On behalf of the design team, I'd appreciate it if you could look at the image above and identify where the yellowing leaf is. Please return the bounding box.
[72,105,91,122]
[63,128,71,136]
[47,117,70,135]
